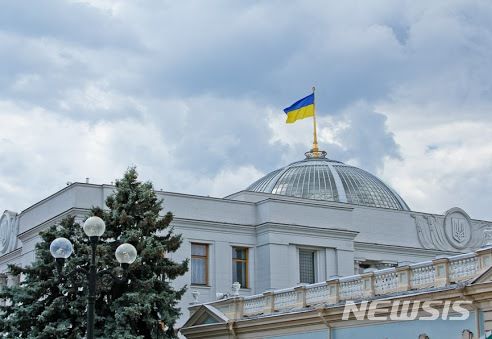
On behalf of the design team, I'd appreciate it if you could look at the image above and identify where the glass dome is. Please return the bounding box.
[246,153,409,211]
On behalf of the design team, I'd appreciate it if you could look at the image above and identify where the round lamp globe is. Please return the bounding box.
[83,216,106,237]
[115,243,137,264]
[50,237,73,259]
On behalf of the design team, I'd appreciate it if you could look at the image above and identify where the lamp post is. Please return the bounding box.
[50,216,137,339]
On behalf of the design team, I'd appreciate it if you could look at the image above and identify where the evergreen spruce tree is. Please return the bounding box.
[0,216,90,338]
[0,167,188,338]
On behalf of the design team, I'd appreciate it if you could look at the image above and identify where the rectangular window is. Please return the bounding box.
[299,249,315,284]
[232,247,248,288]
[191,243,208,285]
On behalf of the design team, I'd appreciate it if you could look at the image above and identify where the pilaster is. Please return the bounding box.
[360,272,375,298]
[432,257,450,287]
[327,278,340,304]
[396,266,411,292]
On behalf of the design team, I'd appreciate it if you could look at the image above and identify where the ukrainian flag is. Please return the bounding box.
[284,93,315,124]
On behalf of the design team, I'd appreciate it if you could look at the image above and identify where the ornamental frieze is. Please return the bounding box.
[412,207,491,252]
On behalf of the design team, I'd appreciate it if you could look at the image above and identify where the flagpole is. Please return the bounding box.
[312,86,319,155]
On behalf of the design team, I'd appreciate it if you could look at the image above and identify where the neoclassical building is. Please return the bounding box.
[1,150,491,328]
[181,246,492,338]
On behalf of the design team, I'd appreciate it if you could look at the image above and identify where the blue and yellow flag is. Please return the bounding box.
[283,93,315,124]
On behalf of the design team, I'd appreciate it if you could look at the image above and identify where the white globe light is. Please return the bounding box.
[50,237,73,259]
[115,243,137,264]
[83,216,106,237]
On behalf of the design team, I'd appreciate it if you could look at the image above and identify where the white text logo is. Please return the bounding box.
[341,300,472,321]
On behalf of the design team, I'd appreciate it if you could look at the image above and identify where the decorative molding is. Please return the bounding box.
[17,208,91,242]
[412,207,492,252]
[171,218,255,235]
[157,190,254,206]
[254,194,354,211]
[256,222,359,240]
[0,248,21,268]
[0,211,19,256]
[19,182,255,218]
[227,190,355,211]
[19,182,102,214]
[354,242,460,257]
[228,190,420,216]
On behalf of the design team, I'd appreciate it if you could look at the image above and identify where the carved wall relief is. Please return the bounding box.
[412,207,491,252]
[0,211,19,256]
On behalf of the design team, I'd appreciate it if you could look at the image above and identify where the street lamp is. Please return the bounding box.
[115,243,138,269]
[50,216,138,339]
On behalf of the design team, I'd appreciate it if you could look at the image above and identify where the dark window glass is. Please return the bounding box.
[299,249,315,284]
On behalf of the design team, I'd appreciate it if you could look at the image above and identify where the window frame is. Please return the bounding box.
[298,248,317,284]
[191,243,209,286]
[232,246,249,289]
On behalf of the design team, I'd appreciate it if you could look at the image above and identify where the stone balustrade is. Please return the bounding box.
[208,247,492,319]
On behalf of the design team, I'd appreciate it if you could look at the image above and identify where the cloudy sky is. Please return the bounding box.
[1,0,491,220]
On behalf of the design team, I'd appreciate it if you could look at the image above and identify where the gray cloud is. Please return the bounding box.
[329,103,401,173]
[1,0,492,220]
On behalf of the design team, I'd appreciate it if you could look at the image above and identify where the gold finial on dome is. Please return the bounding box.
[305,86,326,159]
[305,149,327,159]
[311,86,319,155]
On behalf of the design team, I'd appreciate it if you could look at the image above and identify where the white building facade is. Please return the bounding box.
[181,246,492,338]
[1,152,491,326]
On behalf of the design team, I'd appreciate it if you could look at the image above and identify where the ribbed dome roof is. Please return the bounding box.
[246,153,409,211]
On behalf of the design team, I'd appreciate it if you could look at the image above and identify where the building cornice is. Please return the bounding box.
[172,219,359,240]
[463,280,492,301]
[228,191,492,224]
[354,241,462,257]
[0,248,22,264]
[15,183,492,227]
[20,183,102,214]
[17,207,91,242]
[256,222,358,240]
[156,190,254,206]
[253,193,354,211]
[228,190,409,215]
[171,218,255,235]
[17,182,255,216]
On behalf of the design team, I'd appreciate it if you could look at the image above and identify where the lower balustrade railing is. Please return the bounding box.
[374,268,398,295]
[305,282,331,305]
[449,253,478,282]
[410,261,435,289]
[216,247,492,318]
[243,295,266,316]
[273,289,297,311]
